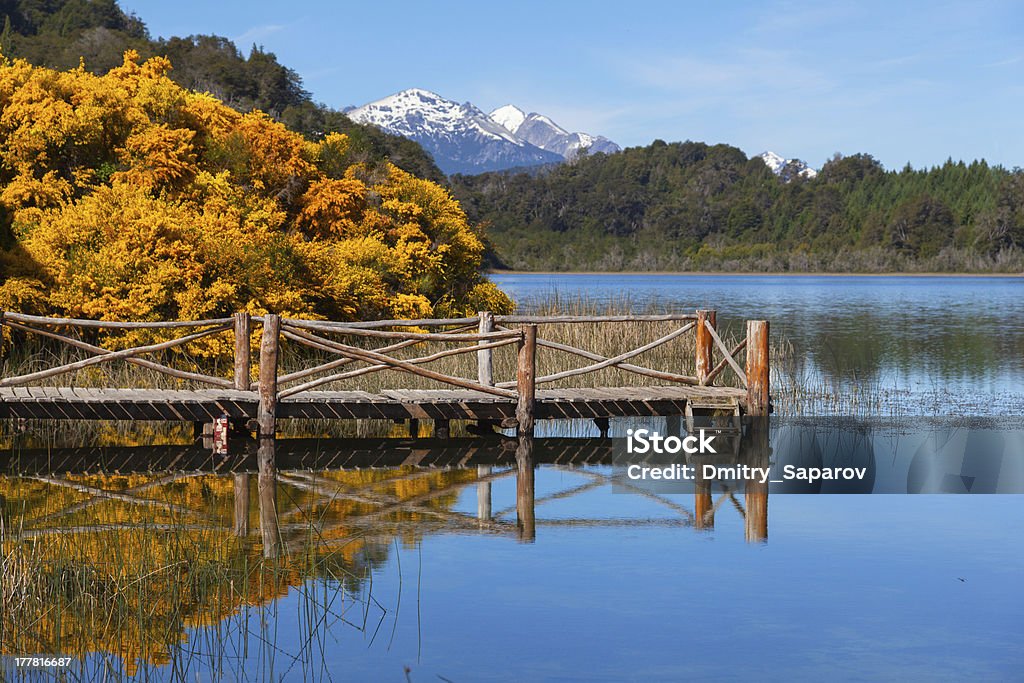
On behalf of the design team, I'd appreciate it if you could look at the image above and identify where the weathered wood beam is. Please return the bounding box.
[4,320,233,388]
[495,314,698,324]
[233,312,252,391]
[705,320,747,387]
[520,322,695,386]
[477,310,494,387]
[233,472,250,537]
[283,316,480,330]
[705,339,747,386]
[494,325,699,386]
[516,435,536,542]
[277,333,515,399]
[280,327,518,399]
[745,320,770,416]
[257,314,281,440]
[0,324,231,387]
[277,324,476,385]
[516,326,537,436]
[283,319,518,342]
[5,312,233,329]
[696,309,717,385]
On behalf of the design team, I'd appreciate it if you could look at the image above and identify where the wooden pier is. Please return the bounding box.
[0,310,770,437]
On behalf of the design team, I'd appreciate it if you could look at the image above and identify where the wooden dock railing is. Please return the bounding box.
[0,309,769,435]
[0,312,239,388]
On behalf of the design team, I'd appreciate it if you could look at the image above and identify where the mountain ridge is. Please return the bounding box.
[347,89,619,175]
[488,104,621,159]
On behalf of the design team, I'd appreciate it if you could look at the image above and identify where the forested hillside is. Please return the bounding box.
[452,141,1024,272]
[0,0,445,183]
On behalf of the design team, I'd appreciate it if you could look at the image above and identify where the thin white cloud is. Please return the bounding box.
[869,54,925,69]
[985,54,1024,67]
[620,48,833,96]
[469,80,640,137]
[232,23,285,46]
[748,2,858,36]
[523,103,640,137]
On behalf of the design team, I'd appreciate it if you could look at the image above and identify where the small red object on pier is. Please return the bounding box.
[213,416,229,455]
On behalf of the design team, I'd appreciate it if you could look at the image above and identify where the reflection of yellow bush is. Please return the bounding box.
[0,52,512,353]
[0,467,476,673]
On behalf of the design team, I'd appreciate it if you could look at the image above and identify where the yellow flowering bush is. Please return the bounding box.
[0,51,512,334]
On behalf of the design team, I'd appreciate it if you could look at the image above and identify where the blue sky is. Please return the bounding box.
[120,0,1023,170]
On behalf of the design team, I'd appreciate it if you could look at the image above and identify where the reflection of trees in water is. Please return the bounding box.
[767,308,1023,414]
[0,468,474,676]
[798,308,1023,385]
[0,421,197,455]
[771,421,876,494]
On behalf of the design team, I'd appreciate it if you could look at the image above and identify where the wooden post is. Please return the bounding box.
[408,418,420,438]
[695,309,716,385]
[474,311,499,434]
[745,483,768,543]
[744,419,769,543]
[516,325,537,436]
[515,435,536,542]
[695,466,714,530]
[745,320,770,416]
[743,317,770,542]
[233,473,250,537]
[233,312,251,391]
[666,415,682,436]
[257,445,280,558]
[256,313,280,556]
[477,464,492,525]
[477,311,494,386]
[257,314,280,442]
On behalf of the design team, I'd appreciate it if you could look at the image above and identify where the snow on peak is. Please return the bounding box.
[346,88,620,174]
[367,88,446,108]
[489,104,527,134]
[758,151,787,173]
[348,89,522,145]
[509,110,619,157]
[527,113,569,136]
[758,151,817,180]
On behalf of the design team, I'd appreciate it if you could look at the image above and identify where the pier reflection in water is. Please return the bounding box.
[5,416,1022,679]
[0,434,774,676]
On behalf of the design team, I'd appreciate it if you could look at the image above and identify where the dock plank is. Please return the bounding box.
[0,385,744,423]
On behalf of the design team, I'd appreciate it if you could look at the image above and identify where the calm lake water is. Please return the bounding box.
[492,273,1024,414]
[1,274,1022,681]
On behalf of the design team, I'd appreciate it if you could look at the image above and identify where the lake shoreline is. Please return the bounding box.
[488,270,1024,278]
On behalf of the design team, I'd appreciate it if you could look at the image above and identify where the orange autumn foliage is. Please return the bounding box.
[0,51,512,329]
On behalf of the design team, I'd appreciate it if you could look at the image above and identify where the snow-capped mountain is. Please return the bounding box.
[489,104,527,136]
[347,89,563,175]
[758,151,818,181]
[346,89,620,175]
[488,105,621,159]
